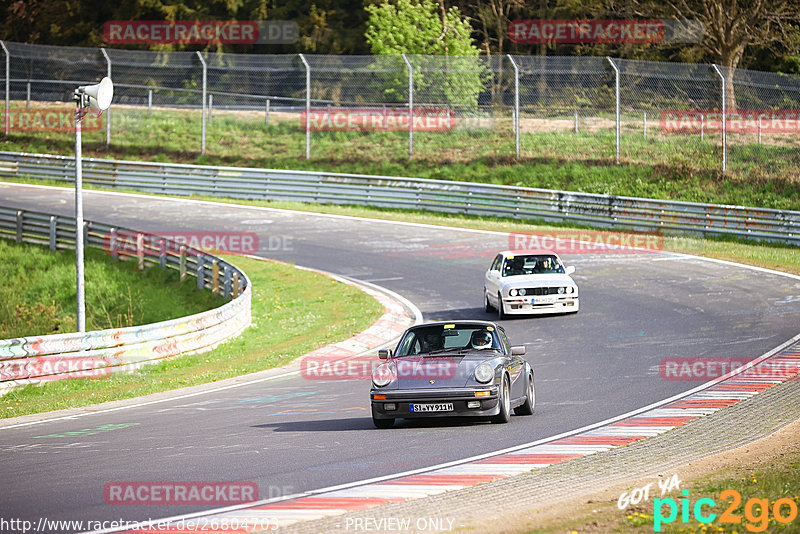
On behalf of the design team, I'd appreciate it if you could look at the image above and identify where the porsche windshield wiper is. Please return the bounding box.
[425,348,467,356]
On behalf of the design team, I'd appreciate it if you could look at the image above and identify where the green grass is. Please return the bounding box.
[2,104,799,210]
[0,239,225,339]
[2,253,384,418]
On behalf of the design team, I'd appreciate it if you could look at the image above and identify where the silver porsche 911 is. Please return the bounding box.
[369,321,534,429]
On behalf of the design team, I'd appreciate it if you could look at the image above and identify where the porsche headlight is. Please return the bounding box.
[474,363,494,384]
[372,362,396,387]
[509,288,518,296]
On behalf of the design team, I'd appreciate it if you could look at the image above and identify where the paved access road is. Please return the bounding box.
[1,184,798,532]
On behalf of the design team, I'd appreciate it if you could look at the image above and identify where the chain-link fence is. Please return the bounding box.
[2,40,799,180]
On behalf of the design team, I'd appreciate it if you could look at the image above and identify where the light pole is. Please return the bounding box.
[73,77,113,332]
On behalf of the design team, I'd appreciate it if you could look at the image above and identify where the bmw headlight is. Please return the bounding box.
[509,288,518,296]
[558,287,566,294]
[519,288,527,296]
[372,362,396,387]
[474,363,494,384]
[569,286,576,294]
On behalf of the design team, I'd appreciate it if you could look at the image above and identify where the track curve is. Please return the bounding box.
[1,183,799,532]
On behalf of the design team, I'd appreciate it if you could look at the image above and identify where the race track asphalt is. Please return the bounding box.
[1,184,798,532]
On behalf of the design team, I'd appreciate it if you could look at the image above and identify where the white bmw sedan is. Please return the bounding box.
[484,250,579,318]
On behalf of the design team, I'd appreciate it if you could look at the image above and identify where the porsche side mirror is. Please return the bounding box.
[510,346,526,356]
[378,349,392,359]
[565,265,576,275]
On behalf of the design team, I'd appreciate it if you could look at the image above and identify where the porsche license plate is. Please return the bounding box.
[410,403,453,412]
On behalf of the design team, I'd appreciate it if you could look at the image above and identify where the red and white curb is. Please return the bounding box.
[94,337,800,534]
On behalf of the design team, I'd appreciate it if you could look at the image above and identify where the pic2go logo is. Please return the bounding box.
[654,489,799,532]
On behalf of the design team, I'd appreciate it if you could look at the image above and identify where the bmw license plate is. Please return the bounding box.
[410,403,453,412]
[533,296,556,304]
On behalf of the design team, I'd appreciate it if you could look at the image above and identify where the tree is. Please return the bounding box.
[616,0,800,109]
[365,0,487,107]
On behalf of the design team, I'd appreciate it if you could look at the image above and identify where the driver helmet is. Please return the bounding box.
[470,330,493,349]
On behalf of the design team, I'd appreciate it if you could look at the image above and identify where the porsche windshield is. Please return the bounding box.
[395,325,502,356]
[502,254,564,276]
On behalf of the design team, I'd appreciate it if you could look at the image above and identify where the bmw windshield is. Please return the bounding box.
[502,254,565,276]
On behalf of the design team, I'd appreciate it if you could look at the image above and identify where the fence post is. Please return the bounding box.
[196,51,207,155]
[196,255,205,290]
[208,93,213,122]
[211,259,219,295]
[507,54,520,158]
[265,98,270,125]
[401,54,413,157]
[711,64,726,172]
[298,53,310,159]
[574,110,579,134]
[26,82,30,108]
[136,232,144,270]
[147,89,152,117]
[1,40,9,136]
[100,48,111,146]
[606,57,620,164]
[179,245,187,281]
[15,210,22,243]
[758,115,762,145]
[643,111,647,138]
[49,216,57,250]
[158,238,166,269]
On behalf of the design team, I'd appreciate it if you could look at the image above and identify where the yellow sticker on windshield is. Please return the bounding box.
[486,326,494,331]
[507,255,514,260]
[444,324,455,329]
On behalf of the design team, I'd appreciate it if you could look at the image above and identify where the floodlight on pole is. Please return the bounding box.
[73,76,113,333]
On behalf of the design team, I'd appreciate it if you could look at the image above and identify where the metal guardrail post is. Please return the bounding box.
[100,48,111,146]
[136,232,144,270]
[507,55,520,158]
[196,51,207,155]
[15,210,22,243]
[299,54,310,159]
[606,57,620,164]
[179,245,187,281]
[49,216,57,250]
[401,54,413,157]
[711,64,726,172]
[196,255,205,290]
[1,41,9,136]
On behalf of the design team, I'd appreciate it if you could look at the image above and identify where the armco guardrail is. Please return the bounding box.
[0,205,251,391]
[1,150,799,244]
